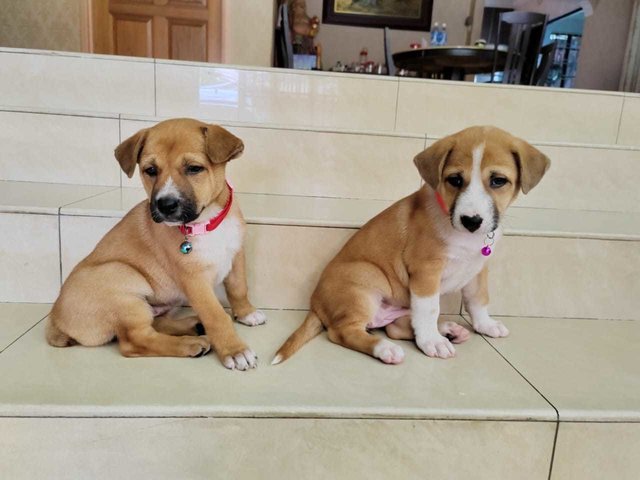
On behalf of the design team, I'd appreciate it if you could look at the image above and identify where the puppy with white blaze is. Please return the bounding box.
[274,126,550,365]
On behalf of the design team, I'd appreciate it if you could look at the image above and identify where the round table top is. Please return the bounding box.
[393,45,508,76]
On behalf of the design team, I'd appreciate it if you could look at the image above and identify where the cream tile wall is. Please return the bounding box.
[396,79,624,144]
[0,417,555,480]
[0,51,155,115]
[155,62,399,131]
[0,213,59,302]
[617,95,640,147]
[487,236,640,320]
[552,423,640,480]
[0,111,120,185]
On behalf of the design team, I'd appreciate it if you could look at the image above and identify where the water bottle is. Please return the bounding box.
[430,22,440,46]
[441,23,448,46]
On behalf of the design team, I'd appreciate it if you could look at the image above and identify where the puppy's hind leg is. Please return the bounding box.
[117,299,211,358]
[45,320,76,347]
[152,314,202,337]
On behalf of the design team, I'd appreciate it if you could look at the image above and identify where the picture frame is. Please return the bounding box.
[323,0,433,31]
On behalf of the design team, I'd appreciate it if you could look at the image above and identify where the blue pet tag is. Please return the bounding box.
[180,240,193,254]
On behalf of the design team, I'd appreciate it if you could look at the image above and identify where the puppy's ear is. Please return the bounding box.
[201,125,244,164]
[511,138,550,194]
[114,129,148,178]
[413,135,456,189]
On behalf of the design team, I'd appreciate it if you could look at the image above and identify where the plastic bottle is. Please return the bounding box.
[440,23,448,46]
[430,22,440,46]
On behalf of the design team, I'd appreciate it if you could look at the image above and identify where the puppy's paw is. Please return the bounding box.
[236,310,267,327]
[417,334,456,359]
[222,347,257,371]
[184,336,211,358]
[373,339,405,364]
[474,318,509,338]
[440,321,471,344]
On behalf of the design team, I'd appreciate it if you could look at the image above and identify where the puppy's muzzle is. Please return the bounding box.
[460,215,483,233]
[150,196,198,224]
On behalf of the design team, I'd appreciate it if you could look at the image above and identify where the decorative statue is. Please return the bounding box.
[288,0,320,54]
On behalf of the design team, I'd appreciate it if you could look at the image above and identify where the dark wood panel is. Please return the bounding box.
[112,14,153,57]
[169,19,207,61]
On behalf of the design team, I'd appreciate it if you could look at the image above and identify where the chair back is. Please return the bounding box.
[384,27,397,76]
[493,11,547,85]
[275,3,294,68]
[533,42,555,86]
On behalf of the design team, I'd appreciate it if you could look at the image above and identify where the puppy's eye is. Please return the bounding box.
[490,177,508,189]
[143,166,157,177]
[186,165,205,175]
[446,174,463,188]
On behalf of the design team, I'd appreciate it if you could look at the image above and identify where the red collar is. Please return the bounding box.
[435,191,449,215]
[179,182,233,236]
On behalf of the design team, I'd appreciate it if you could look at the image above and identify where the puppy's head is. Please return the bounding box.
[414,126,549,235]
[115,118,243,224]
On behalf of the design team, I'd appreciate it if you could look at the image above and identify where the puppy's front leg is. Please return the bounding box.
[181,271,257,370]
[410,264,456,359]
[462,266,509,338]
[223,248,267,327]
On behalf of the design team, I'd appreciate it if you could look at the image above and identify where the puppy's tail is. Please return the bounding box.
[45,319,76,347]
[272,311,323,365]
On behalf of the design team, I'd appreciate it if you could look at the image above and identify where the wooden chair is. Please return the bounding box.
[492,11,548,85]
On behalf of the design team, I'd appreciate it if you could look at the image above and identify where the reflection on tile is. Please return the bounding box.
[60,216,120,280]
[0,181,116,215]
[0,303,51,351]
[397,80,624,144]
[0,51,155,115]
[0,311,554,419]
[0,111,120,185]
[512,144,640,212]
[487,236,640,320]
[552,423,640,479]
[0,213,59,302]
[0,417,555,480]
[156,63,399,131]
[617,95,640,147]
[475,317,640,421]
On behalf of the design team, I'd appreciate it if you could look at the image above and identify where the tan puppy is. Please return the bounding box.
[46,118,266,370]
[274,126,549,365]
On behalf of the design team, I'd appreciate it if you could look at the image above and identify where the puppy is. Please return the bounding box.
[46,118,266,371]
[274,126,549,365]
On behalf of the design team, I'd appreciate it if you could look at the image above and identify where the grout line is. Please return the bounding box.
[57,209,63,287]
[458,316,561,480]
[393,78,401,131]
[153,60,157,117]
[615,96,625,145]
[118,115,123,188]
[0,314,48,355]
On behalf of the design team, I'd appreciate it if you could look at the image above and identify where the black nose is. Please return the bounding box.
[460,215,483,232]
[156,196,180,215]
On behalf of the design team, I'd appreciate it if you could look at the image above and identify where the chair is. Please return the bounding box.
[492,11,548,85]
[533,42,555,86]
[274,2,293,68]
[384,27,397,76]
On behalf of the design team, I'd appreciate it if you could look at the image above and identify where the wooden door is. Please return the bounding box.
[89,0,221,62]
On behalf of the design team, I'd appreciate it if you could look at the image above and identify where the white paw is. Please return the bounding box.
[223,349,257,371]
[474,318,509,338]
[236,310,267,327]
[373,339,405,364]
[417,334,456,359]
[439,321,471,344]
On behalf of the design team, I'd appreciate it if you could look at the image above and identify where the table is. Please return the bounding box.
[392,45,508,80]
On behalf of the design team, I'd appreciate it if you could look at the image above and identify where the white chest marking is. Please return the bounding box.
[190,216,243,285]
[439,228,502,294]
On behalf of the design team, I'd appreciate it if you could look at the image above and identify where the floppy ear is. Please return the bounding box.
[413,135,456,189]
[512,138,550,194]
[201,125,244,164]
[114,129,148,178]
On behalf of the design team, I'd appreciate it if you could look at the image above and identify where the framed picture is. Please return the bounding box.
[323,0,433,31]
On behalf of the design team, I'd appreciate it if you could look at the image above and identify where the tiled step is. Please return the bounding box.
[1,47,639,147]
[1,181,639,321]
[1,304,638,479]
[2,108,640,213]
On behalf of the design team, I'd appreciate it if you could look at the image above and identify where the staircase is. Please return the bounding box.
[1,47,639,479]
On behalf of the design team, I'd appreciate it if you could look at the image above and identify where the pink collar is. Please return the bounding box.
[179,182,233,236]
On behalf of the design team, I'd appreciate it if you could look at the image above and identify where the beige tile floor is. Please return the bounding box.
[0,303,50,351]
